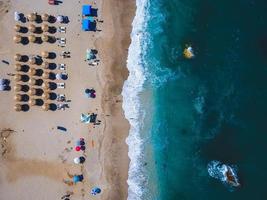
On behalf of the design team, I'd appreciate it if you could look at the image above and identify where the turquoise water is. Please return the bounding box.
[124,0,267,200]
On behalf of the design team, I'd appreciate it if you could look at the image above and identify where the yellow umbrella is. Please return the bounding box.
[14,53,22,61]
[14,24,21,32]
[41,13,49,21]
[14,74,22,82]
[14,84,22,92]
[42,61,49,69]
[13,35,22,43]
[29,57,36,64]
[14,94,22,101]
[28,24,36,33]
[28,88,36,95]
[41,24,49,32]
[14,104,22,111]
[41,51,49,58]
[15,63,22,71]
[28,35,36,43]
[42,103,49,111]
[41,34,49,42]
[27,13,37,22]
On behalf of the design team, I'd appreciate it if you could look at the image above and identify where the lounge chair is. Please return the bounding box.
[58,26,66,33]
[57,82,65,89]
[58,63,66,70]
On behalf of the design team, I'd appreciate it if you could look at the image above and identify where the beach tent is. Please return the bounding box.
[81,113,90,123]
[14,12,20,21]
[82,19,91,31]
[91,187,101,195]
[82,5,92,16]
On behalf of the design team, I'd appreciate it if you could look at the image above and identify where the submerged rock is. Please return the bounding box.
[207,160,240,189]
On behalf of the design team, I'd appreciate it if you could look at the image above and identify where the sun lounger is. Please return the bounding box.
[57,82,65,89]
[58,63,66,70]
[57,94,66,102]
[57,104,66,110]
[58,26,66,33]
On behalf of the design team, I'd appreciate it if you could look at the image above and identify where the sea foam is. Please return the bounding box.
[122,0,149,199]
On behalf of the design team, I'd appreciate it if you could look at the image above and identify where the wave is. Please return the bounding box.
[122,0,150,199]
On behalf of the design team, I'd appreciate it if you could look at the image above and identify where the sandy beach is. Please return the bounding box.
[0,0,134,199]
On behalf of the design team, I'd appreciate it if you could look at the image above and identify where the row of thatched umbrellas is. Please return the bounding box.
[14,52,51,62]
[14,24,52,33]
[26,13,51,22]
[13,34,55,43]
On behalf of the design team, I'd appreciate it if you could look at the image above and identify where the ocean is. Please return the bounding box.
[122,0,267,200]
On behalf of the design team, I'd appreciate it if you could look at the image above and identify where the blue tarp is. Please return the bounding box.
[82,19,90,31]
[82,5,91,16]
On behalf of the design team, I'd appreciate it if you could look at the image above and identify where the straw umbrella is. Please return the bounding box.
[42,103,49,111]
[28,88,36,96]
[42,81,50,89]
[42,61,49,69]
[14,84,22,92]
[41,13,49,21]
[41,24,49,32]
[42,92,50,100]
[13,35,22,43]
[15,63,22,71]
[41,51,49,58]
[14,53,22,61]
[42,72,50,79]
[28,35,36,43]
[41,34,49,42]
[29,98,37,106]
[28,78,37,85]
[28,24,36,33]
[14,104,22,112]
[29,57,36,65]
[14,24,21,32]
[14,94,22,101]
[27,13,37,22]
[14,74,22,82]
[28,68,37,76]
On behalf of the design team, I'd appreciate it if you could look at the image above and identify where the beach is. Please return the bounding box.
[0,0,134,199]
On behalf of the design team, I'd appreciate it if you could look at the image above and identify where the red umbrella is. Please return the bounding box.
[75,146,81,151]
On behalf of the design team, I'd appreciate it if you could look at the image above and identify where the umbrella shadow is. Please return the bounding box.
[48,26,57,34]
[48,63,57,70]
[35,15,43,24]
[35,69,43,76]
[49,103,57,111]
[21,104,30,112]
[35,88,44,96]
[21,65,29,72]
[21,94,29,102]
[49,92,57,100]
[35,27,43,34]
[19,26,28,33]
[21,75,29,82]
[21,55,29,62]
[21,85,29,92]
[48,52,56,59]
[36,99,44,106]
[21,37,29,45]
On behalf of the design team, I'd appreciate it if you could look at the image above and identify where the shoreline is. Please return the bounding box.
[97,0,135,199]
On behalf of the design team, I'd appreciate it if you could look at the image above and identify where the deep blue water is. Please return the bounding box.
[138,0,267,199]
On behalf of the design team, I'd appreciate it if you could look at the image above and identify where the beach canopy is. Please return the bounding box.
[14,12,20,21]
[81,113,90,123]
[73,175,83,183]
[91,187,101,195]
[82,5,91,16]
[82,19,91,31]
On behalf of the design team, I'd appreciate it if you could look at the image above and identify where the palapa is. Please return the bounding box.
[14,104,22,111]
[14,54,22,61]
[14,24,21,32]
[13,35,22,43]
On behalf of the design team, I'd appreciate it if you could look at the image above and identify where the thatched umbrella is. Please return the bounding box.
[42,81,50,89]
[28,78,37,85]
[41,51,49,58]
[42,72,50,79]
[14,94,22,101]
[28,68,37,76]
[14,24,21,32]
[42,103,49,111]
[14,84,22,92]
[13,35,22,43]
[28,88,36,95]
[41,13,50,21]
[14,53,22,61]
[42,92,50,100]
[29,98,37,106]
[29,57,36,65]
[15,63,22,71]
[41,24,49,32]
[42,61,49,69]
[41,34,49,42]
[14,74,22,82]
[28,35,36,43]
[28,24,36,33]
[27,13,37,22]
[14,104,22,111]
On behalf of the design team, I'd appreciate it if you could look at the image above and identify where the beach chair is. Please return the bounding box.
[58,38,66,45]
[57,103,66,110]
[58,26,66,33]
[58,63,66,70]
[57,94,66,102]
[57,82,65,89]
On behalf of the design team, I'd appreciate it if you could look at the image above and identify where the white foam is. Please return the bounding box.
[122,0,150,199]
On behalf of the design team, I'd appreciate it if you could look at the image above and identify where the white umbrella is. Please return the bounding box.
[0,85,5,91]
[74,157,80,164]
[56,73,62,80]
[57,15,63,23]
[14,12,20,21]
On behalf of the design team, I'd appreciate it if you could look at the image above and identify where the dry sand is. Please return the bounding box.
[0,0,135,199]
